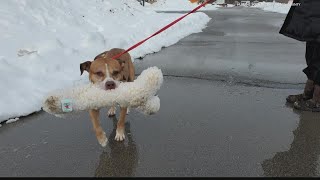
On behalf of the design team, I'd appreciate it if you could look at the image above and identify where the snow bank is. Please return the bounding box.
[252,1,292,14]
[146,0,220,11]
[0,0,211,123]
[6,118,20,124]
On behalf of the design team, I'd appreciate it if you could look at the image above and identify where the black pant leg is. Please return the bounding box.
[303,42,320,84]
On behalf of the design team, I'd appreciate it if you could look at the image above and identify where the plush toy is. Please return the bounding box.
[42,67,163,117]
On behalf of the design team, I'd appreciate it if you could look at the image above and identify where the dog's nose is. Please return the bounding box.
[105,81,116,90]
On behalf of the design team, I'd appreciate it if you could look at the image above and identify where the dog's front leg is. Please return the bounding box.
[107,105,116,117]
[115,107,127,141]
[89,109,107,147]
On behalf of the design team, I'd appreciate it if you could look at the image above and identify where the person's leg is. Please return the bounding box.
[286,42,316,104]
[303,41,320,83]
[294,42,320,111]
[309,41,320,86]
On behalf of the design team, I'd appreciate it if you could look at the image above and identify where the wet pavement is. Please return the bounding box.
[1,7,320,177]
[137,7,306,88]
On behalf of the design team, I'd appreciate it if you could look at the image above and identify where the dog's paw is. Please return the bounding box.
[115,128,125,141]
[108,107,116,117]
[126,108,130,115]
[97,131,108,147]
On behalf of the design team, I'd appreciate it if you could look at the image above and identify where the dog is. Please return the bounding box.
[80,48,135,146]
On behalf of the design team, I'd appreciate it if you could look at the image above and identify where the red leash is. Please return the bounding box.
[112,0,211,60]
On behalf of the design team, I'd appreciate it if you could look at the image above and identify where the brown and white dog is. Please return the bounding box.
[80,48,135,146]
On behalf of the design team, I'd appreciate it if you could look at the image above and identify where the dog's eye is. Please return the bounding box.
[112,71,119,76]
[95,72,104,77]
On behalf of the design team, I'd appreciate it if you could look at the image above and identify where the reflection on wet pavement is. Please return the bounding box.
[95,117,138,177]
[262,111,320,177]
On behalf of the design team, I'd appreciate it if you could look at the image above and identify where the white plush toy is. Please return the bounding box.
[42,67,163,117]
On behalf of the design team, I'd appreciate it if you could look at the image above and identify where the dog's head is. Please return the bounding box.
[80,58,125,90]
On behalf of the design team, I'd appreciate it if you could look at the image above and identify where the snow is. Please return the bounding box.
[252,1,292,14]
[145,0,220,11]
[6,118,20,124]
[0,0,211,123]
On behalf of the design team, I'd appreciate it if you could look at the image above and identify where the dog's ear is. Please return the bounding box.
[80,61,92,75]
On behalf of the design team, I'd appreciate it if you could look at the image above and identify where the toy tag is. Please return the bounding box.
[61,99,73,112]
